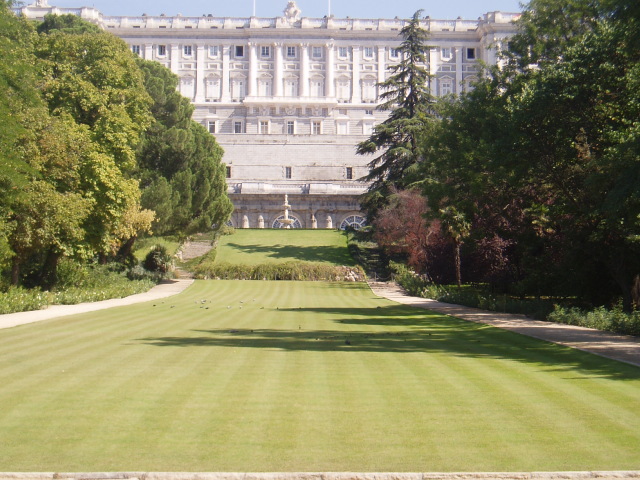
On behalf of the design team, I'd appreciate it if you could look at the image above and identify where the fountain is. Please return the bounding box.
[280,195,294,229]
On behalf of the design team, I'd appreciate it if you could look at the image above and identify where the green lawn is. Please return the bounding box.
[215,229,355,266]
[1,280,639,471]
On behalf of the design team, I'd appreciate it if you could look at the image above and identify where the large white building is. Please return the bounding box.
[17,0,519,229]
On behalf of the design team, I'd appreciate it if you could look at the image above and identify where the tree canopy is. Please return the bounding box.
[0,5,232,288]
[418,0,640,308]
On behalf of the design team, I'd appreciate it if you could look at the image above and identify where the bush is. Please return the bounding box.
[0,261,158,313]
[55,258,91,289]
[390,261,554,319]
[143,245,173,274]
[549,304,640,337]
[0,287,50,314]
[193,261,365,281]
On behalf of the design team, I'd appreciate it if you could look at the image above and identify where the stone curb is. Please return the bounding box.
[1,473,640,480]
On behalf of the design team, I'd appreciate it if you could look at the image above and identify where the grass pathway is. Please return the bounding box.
[0,280,639,472]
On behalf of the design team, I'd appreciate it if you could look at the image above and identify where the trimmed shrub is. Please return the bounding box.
[193,261,365,282]
[549,304,640,337]
[143,245,173,274]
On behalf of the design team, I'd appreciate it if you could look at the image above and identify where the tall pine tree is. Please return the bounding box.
[356,9,434,216]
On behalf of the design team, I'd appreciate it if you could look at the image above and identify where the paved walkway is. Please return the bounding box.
[0,279,194,330]
[369,281,640,368]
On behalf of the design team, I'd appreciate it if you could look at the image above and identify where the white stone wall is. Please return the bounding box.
[15,3,519,228]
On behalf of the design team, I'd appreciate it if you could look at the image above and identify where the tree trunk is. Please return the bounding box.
[42,249,61,290]
[118,235,137,263]
[455,242,462,287]
[11,257,20,286]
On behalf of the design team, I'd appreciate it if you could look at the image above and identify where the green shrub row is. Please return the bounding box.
[193,261,365,281]
[549,304,640,337]
[0,261,157,314]
[0,288,50,315]
[390,261,554,320]
[391,261,640,336]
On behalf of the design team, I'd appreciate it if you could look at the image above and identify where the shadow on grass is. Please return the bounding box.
[223,243,354,265]
[136,305,640,381]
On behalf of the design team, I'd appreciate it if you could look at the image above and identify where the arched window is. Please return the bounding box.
[231,76,246,101]
[310,75,325,97]
[439,76,453,96]
[180,76,195,100]
[336,76,351,102]
[258,75,273,97]
[205,75,221,101]
[272,215,302,229]
[284,76,298,97]
[361,77,377,103]
[340,215,367,230]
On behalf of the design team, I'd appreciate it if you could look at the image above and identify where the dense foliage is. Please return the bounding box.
[404,0,640,311]
[136,59,233,237]
[0,4,231,294]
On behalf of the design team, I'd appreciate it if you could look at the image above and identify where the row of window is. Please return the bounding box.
[187,75,464,101]
[190,77,380,102]
[209,120,373,135]
[132,44,475,61]
[225,166,354,180]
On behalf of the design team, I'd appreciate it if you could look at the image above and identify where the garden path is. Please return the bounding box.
[0,278,193,330]
[369,281,640,368]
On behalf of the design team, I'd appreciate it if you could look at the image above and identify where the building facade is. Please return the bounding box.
[17,1,519,229]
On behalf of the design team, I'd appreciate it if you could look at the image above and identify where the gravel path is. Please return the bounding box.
[0,279,194,330]
[369,281,640,368]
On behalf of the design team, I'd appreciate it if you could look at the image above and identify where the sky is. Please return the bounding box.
[42,0,524,20]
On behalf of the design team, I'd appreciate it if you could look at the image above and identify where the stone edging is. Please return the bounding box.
[1,473,640,480]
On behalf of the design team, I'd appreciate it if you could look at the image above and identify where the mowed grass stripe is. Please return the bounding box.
[215,229,356,266]
[0,280,639,471]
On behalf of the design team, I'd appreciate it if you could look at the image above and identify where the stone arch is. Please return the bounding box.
[339,214,367,230]
[272,214,302,229]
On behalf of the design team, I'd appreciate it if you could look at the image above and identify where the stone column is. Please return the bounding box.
[377,45,386,85]
[429,46,439,95]
[144,43,153,61]
[248,42,258,97]
[326,42,335,97]
[274,42,283,97]
[170,43,179,73]
[195,43,206,103]
[221,45,231,102]
[455,46,463,95]
[351,45,361,103]
[300,43,310,97]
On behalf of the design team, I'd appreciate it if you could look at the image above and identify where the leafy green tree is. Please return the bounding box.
[136,59,233,236]
[37,13,101,35]
[35,24,155,258]
[421,0,640,307]
[356,10,434,216]
[439,206,470,287]
[0,0,40,273]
